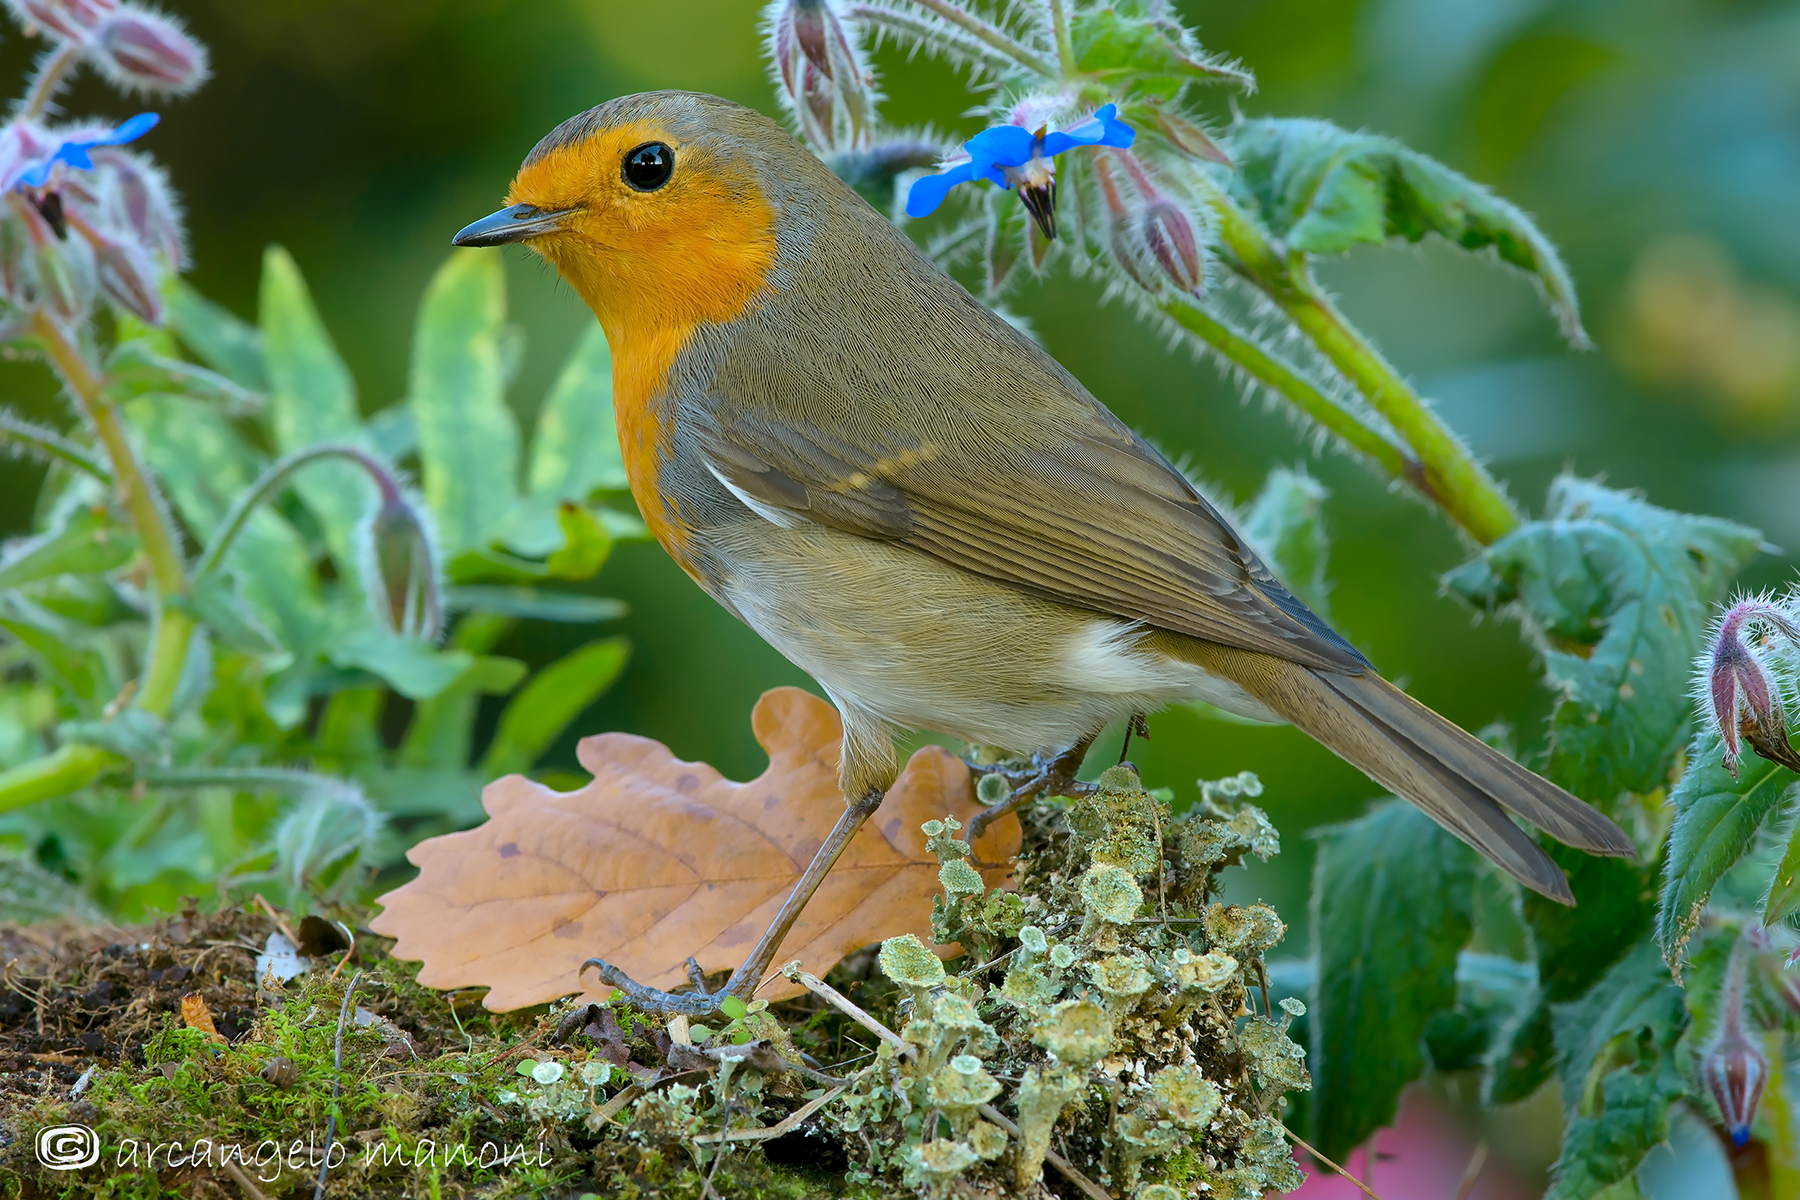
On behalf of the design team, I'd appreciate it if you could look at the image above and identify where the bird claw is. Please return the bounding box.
[580,955,734,1017]
[966,740,1096,842]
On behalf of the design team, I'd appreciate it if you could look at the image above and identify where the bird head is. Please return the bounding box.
[453,91,788,346]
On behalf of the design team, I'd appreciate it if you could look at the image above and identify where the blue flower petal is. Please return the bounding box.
[905,160,980,218]
[964,124,1038,170]
[1041,103,1135,157]
[16,112,160,190]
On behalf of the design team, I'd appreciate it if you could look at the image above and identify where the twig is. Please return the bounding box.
[314,971,362,1200]
[696,1086,847,1144]
[223,1159,273,1200]
[783,963,1112,1199]
[590,1083,644,1127]
[975,1103,1111,1200]
[252,894,301,949]
[327,920,356,983]
[1280,1122,1390,1200]
[1452,1142,1489,1200]
[1256,958,1272,1020]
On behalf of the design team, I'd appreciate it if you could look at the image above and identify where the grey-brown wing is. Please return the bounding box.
[693,401,1368,675]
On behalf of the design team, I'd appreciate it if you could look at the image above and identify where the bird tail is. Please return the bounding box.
[1181,642,1636,905]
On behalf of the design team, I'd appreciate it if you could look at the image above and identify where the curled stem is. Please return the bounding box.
[194,442,401,579]
[1206,194,1520,545]
[32,309,195,717]
[906,0,1058,76]
[20,40,83,120]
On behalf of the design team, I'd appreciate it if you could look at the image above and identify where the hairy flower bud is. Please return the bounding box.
[1116,152,1204,295]
[88,4,209,96]
[360,486,442,642]
[1704,952,1768,1148]
[1092,153,1158,293]
[764,0,874,152]
[4,0,115,41]
[1698,597,1800,776]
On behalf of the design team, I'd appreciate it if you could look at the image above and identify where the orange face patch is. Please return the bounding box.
[508,121,779,568]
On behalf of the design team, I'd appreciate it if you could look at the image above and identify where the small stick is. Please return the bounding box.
[695,1086,848,1144]
[784,963,1111,1200]
[327,920,357,983]
[314,970,362,1200]
[252,894,300,949]
[223,1159,273,1200]
[1280,1122,1390,1200]
[590,1083,644,1127]
[975,1103,1111,1200]
[1452,1141,1489,1200]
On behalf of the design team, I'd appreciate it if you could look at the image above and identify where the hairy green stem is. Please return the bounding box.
[0,743,124,814]
[21,40,82,120]
[0,411,112,483]
[33,310,195,716]
[1206,194,1520,544]
[1158,295,1425,489]
[1046,0,1076,75]
[907,0,1058,75]
[195,442,400,579]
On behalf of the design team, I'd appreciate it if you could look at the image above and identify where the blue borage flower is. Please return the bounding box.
[905,103,1135,231]
[15,112,159,190]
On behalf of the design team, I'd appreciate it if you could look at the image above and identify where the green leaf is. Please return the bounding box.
[260,245,374,568]
[446,547,549,585]
[0,597,106,706]
[1763,811,1800,926]
[398,655,528,771]
[1423,952,1536,1074]
[165,278,269,391]
[1656,728,1797,961]
[328,628,473,701]
[528,323,625,501]
[1240,466,1332,623]
[1544,939,1687,1200]
[479,637,629,778]
[545,503,613,581]
[443,586,626,624]
[102,343,259,412]
[1227,117,1589,344]
[173,572,280,654]
[1309,799,1478,1158]
[1069,2,1251,101]
[409,250,521,554]
[719,996,748,1020]
[0,504,137,591]
[1445,477,1761,804]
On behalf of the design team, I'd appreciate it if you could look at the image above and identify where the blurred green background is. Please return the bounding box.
[3,0,1798,949]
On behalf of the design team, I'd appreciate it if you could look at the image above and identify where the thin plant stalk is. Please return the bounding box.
[0,742,121,814]
[1205,194,1520,544]
[32,309,196,717]
[908,0,1057,75]
[1047,0,1075,75]
[0,412,112,482]
[195,442,400,579]
[20,40,82,119]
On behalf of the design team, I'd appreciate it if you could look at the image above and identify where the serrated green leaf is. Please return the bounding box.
[1070,3,1250,101]
[480,638,629,778]
[0,505,136,591]
[1227,117,1588,344]
[1241,466,1332,622]
[1310,799,1478,1158]
[1543,939,1687,1200]
[443,586,626,624]
[1445,477,1761,803]
[409,251,521,554]
[529,322,624,501]
[1656,728,1797,960]
[328,628,473,701]
[398,655,528,771]
[165,278,269,391]
[260,246,374,569]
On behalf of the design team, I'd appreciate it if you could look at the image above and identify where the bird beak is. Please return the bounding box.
[451,203,578,247]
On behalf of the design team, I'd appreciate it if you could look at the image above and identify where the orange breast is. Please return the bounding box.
[509,126,780,582]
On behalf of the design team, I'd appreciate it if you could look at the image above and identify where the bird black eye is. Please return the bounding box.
[623,142,674,191]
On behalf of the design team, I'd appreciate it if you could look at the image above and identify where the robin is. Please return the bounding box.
[452,91,1633,1016]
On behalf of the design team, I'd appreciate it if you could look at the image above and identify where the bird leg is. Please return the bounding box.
[967,734,1096,844]
[582,786,887,1017]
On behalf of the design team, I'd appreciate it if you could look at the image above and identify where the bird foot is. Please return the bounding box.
[966,740,1096,843]
[580,954,744,1017]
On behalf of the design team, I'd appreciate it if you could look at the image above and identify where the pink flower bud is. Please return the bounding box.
[1142,198,1203,293]
[90,147,183,268]
[764,0,873,152]
[1093,154,1158,293]
[88,4,209,96]
[362,488,443,642]
[1699,598,1800,776]
[1705,951,1769,1148]
[4,0,115,41]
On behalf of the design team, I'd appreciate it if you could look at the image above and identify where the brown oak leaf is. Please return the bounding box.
[370,687,1019,1011]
